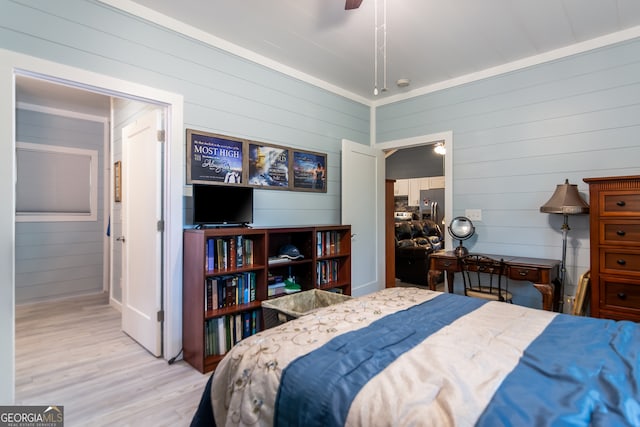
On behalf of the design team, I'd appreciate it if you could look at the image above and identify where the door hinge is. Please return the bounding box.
[157,220,165,231]
[157,310,164,322]
[157,129,165,142]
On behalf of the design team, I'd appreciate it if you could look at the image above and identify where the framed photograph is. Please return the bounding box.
[114,161,122,202]
[186,129,244,184]
[247,143,290,189]
[292,150,327,192]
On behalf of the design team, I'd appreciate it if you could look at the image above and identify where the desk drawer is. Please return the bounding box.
[601,221,640,246]
[508,267,540,283]
[600,249,640,276]
[600,276,640,311]
[600,191,640,216]
[430,257,457,271]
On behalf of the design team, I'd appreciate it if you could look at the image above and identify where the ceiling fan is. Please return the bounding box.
[345,0,363,10]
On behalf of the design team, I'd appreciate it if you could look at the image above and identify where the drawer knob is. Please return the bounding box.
[443,261,452,267]
[617,259,627,266]
[616,200,626,207]
[617,292,627,300]
[518,270,528,277]
[616,230,626,236]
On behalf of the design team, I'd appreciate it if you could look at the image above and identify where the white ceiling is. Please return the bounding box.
[15,0,640,109]
[121,0,640,103]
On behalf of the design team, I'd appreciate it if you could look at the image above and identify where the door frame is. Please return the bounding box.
[1,48,184,402]
[376,131,454,256]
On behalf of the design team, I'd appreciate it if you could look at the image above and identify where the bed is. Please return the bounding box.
[191,287,640,426]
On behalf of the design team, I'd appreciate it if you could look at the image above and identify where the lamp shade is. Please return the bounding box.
[540,179,589,214]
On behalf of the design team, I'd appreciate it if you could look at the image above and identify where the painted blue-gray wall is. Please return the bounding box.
[0,0,370,227]
[15,109,105,304]
[377,37,640,308]
[1,0,370,402]
[2,0,370,303]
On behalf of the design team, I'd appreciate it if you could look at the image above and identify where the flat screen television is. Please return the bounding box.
[192,184,253,226]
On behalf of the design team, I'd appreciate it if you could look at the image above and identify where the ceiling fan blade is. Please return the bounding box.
[345,0,363,10]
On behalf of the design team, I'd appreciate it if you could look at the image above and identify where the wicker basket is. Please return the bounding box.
[262,289,351,329]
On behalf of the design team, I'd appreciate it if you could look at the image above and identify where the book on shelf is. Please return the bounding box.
[205,272,257,311]
[204,309,262,357]
[316,259,339,286]
[215,239,226,270]
[268,281,286,297]
[316,230,342,257]
[244,238,253,265]
[217,317,225,356]
[229,238,237,269]
[206,237,254,272]
[207,238,215,271]
[236,235,243,268]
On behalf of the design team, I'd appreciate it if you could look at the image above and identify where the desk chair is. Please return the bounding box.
[459,254,512,303]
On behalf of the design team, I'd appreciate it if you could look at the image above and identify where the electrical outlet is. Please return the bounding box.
[465,209,482,221]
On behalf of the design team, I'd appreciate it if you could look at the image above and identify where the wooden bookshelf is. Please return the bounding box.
[183,225,351,373]
[182,227,266,374]
[313,225,352,295]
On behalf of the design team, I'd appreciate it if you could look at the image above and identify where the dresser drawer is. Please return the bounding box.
[600,276,640,311]
[600,191,640,216]
[601,220,640,246]
[600,249,640,276]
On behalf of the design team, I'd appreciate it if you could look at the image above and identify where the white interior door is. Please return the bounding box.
[341,139,385,296]
[121,109,163,356]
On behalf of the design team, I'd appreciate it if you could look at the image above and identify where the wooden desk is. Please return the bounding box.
[428,251,562,311]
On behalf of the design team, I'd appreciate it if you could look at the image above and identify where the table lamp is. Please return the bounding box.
[540,179,589,312]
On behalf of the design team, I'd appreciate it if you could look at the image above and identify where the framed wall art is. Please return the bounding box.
[114,160,121,202]
[186,129,244,185]
[292,150,327,192]
[247,143,290,189]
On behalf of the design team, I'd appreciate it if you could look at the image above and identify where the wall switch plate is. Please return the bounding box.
[465,209,482,221]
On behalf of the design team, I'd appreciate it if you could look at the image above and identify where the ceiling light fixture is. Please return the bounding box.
[434,143,446,155]
[373,0,388,96]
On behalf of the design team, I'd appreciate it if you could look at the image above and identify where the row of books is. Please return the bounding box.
[267,274,286,297]
[316,230,342,257]
[316,259,340,286]
[205,273,257,312]
[206,236,254,271]
[204,310,261,357]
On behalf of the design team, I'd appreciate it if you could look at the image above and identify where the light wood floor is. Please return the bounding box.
[15,292,210,427]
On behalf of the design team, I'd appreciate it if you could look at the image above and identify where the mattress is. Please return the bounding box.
[203,287,640,426]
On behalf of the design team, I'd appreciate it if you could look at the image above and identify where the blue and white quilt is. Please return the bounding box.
[210,287,640,426]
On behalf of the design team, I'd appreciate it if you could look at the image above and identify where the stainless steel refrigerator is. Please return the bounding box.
[419,188,445,228]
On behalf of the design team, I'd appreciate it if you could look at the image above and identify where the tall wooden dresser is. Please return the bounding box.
[584,175,640,321]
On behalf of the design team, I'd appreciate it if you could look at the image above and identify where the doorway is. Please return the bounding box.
[377,132,454,287]
[2,49,185,401]
[14,75,165,352]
